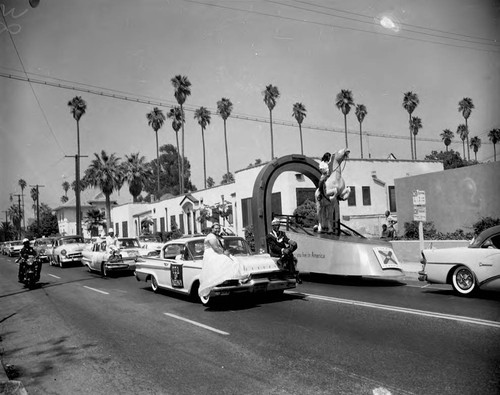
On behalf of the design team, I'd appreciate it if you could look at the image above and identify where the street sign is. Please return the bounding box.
[412,190,426,206]
[413,190,426,221]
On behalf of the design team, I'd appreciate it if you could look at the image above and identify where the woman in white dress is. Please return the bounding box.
[198,223,241,298]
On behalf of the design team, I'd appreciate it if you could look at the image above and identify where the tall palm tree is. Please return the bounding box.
[62,181,70,198]
[18,179,26,230]
[194,107,212,189]
[83,150,123,230]
[167,106,184,193]
[67,95,87,235]
[292,102,307,155]
[146,107,166,199]
[217,98,233,177]
[335,89,355,148]
[457,124,468,160]
[7,205,22,239]
[171,75,192,194]
[402,91,419,159]
[262,84,280,159]
[458,97,474,161]
[469,136,481,161]
[410,116,422,159]
[122,153,151,202]
[355,104,367,158]
[487,128,500,161]
[440,129,454,152]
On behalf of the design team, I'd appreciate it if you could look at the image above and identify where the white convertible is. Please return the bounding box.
[134,235,297,306]
[82,238,140,277]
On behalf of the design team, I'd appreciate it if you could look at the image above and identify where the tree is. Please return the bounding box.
[194,107,212,189]
[122,153,151,202]
[487,128,500,161]
[217,98,233,176]
[292,102,307,155]
[83,150,123,230]
[458,97,474,161]
[7,205,22,239]
[84,208,106,237]
[425,150,464,170]
[30,187,38,218]
[62,181,70,198]
[470,136,481,161]
[171,75,192,194]
[457,123,468,160]
[146,107,166,198]
[60,196,69,203]
[355,104,367,158]
[440,129,454,152]
[402,91,419,159]
[167,106,184,193]
[1,221,16,241]
[335,89,355,148]
[262,84,280,159]
[221,172,234,185]
[26,203,58,238]
[18,179,26,230]
[410,116,422,159]
[67,95,87,236]
[206,177,215,188]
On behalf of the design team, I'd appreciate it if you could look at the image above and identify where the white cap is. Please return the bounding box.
[271,218,280,225]
[109,228,114,233]
[23,238,29,243]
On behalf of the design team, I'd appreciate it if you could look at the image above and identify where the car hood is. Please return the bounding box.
[58,243,86,251]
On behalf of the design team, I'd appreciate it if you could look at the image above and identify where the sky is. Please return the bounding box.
[1,0,499,220]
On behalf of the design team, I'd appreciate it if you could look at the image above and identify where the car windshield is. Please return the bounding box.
[61,237,84,245]
[224,238,253,255]
[120,239,140,248]
[36,240,50,246]
[140,236,161,242]
[12,241,22,246]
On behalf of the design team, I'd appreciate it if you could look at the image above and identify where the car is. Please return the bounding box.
[7,240,23,257]
[48,235,86,267]
[81,237,139,276]
[419,225,500,296]
[0,242,9,255]
[134,235,297,306]
[33,237,55,262]
[138,235,163,256]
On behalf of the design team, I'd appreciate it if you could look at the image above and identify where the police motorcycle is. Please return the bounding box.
[17,255,41,289]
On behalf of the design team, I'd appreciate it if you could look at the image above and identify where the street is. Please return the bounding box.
[1,254,499,395]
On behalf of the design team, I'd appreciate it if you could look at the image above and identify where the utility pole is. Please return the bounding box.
[30,184,45,232]
[1,210,8,241]
[66,154,87,236]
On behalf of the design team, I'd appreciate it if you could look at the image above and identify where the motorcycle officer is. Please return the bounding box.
[16,238,39,282]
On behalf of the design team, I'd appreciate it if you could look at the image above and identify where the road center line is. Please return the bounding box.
[164,313,229,335]
[287,292,500,329]
[83,285,109,295]
[47,274,60,279]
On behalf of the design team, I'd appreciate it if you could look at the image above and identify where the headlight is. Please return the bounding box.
[61,249,67,256]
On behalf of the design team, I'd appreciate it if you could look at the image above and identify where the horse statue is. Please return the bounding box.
[314,147,351,234]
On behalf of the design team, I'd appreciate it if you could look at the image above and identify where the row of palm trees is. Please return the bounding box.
[440,127,500,162]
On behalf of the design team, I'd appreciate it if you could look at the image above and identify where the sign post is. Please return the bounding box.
[412,190,426,253]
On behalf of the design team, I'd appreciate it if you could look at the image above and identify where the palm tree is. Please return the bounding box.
[217,98,233,176]
[292,102,307,155]
[62,181,70,198]
[61,196,69,203]
[457,124,468,160]
[7,205,22,239]
[122,153,151,202]
[410,116,422,159]
[67,95,87,235]
[458,97,474,161]
[83,150,123,230]
[335,89,355,149]
[355,104,367,158]
[167,106,184,193]
[487,128,500,161]
[146,107,166,199]
[18,179,26,230]
[470,136,481,161]
[194,107,212,189]
[402,91,419,159]
[30,187,38,218]
[171,75,192,194]
[262,84,280,159]
[440,129,454,152]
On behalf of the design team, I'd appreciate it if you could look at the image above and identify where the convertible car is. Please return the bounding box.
[419,225,500,296]
[135,235,297,306]
[82,238,139,277]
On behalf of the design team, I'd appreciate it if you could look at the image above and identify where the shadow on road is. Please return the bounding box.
[302,273,406,288]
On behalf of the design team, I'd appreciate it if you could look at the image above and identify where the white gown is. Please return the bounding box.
[198,233,242,298]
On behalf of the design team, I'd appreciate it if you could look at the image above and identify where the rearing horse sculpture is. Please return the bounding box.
[314,147,351,234]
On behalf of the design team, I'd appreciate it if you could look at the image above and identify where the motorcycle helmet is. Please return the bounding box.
[22,238,30,245]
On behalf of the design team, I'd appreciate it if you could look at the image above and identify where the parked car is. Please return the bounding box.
[138,235,163,256]
[0,242,9,255]
[81,237,139,276]
[33,237,55,262]
[49,235,86,267]
[135,235,297,306]
[419,225,500,296]
[7,240,23,257]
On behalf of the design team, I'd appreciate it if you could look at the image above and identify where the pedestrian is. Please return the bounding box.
[380,224,389,239]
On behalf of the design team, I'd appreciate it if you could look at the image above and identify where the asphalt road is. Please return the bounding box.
[1,254,499,395]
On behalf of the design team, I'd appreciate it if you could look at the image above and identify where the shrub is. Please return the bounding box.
[292,199,317,228]
[244,225,255,252]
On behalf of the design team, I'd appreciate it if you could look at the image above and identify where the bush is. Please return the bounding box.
[244,225,255,252]
[292,199,317,228]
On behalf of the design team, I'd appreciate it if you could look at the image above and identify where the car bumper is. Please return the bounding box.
[105,262,135,272]
[210,277,297,297]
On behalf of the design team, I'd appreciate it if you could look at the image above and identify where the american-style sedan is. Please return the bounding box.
[82,238,139,277]
[135,235,297,306]
[7,240,23,257]
[419,225,500,296]
[49,235,86,267]
[33,237,55,262]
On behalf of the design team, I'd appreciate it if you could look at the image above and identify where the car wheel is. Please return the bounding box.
[150,275,159,293]
[199,294,211,307]
[451,265,477,296]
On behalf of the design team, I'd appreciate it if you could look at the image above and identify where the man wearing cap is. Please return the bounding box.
[266,218,302,284]
[105,228,119,253]
[16,238,38,282]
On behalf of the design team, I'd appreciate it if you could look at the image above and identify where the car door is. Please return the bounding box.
[157,243,183,289]
[474,234,500,286]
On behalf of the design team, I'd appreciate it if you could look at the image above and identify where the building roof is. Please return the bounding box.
[54,188,132,211]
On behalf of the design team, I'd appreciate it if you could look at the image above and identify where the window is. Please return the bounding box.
[296,188,316,206]
[121,221,128,237]
[347,186,356,206]
[388,186,397,213]
[160,217,165,233]
[170,215,176,230]
[362,186,371,206]
[271,192,282,217]
[164,244,182,259]
[187,212,192,234]
[241,197,252,228]
[179,214,184,234]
